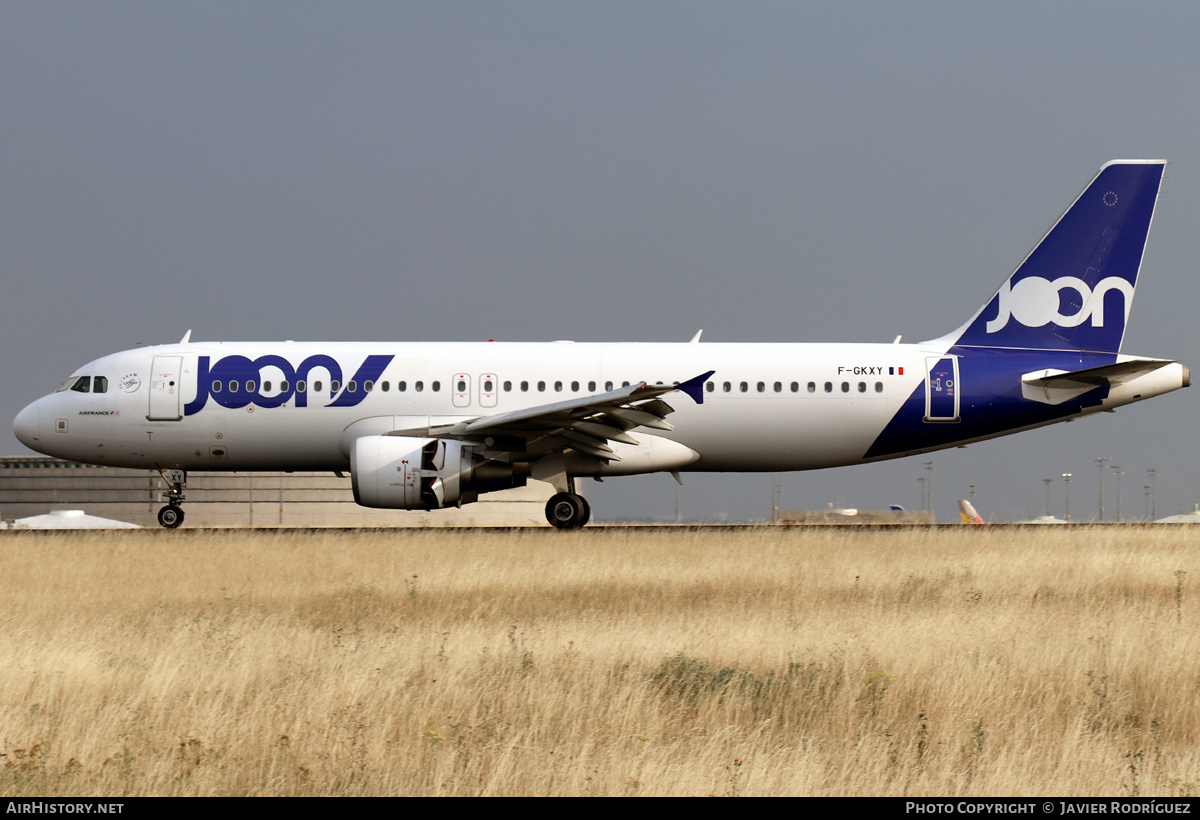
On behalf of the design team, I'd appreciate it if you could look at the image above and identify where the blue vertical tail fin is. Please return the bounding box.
[948,160,1166,353]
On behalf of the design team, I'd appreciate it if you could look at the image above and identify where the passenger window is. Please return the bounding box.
[538,381,546,392]
[571,381,579,392]
[297,380,306,393]
[380,381,388,392]
[263,381,272,392]
[484,379,493,392]
[555,381,563,392]
[280,380,290,392]
[71,377,91,393]
[397,381,405,392]
[432,381,440,392]
[824,382,833,393]
[212,381,222,393]
[503,381,512,392]
[330,380,340,393]
[740,382,748,393]
[415,381,423,392]
[588,381,596,391]
[807,382,815,393]
[774,382,782,393]
[858,382,866,392]
[706,382,714,392]
[521,381,529,392]
[875,382,883,392]
[246,380,256,392]
[365,381,374,392]
[457,379,467,392]
[622,381,630,388]
[841,382,849,393]
[346,381,356,393]
[757,382,765,393]
[230,381,240,392]
[314,381,323,393]
[93,376,108,393]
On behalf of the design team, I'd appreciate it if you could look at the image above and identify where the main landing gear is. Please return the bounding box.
[156,468,187,529]
[546,491,591,530]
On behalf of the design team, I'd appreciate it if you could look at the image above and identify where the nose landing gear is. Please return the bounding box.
[157,504,184,528]
[156,468,187,529]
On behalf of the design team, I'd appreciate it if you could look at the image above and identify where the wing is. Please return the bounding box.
[386,370,714,463]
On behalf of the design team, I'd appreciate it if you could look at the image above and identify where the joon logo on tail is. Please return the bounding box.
[985,275,1134,333]
[184,354,394,415]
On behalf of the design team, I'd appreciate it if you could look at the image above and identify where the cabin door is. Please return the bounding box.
[924,356,959,423]
[147,356,184,421]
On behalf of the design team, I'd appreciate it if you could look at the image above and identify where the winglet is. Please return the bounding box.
[677,370,715,405]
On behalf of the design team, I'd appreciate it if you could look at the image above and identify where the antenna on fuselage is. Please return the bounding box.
[179,329,193,344]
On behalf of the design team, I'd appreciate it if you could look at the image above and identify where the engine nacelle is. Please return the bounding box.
[351,435,521,510]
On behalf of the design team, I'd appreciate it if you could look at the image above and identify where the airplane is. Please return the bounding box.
[13,159,1189,529]
[958,499,985,525]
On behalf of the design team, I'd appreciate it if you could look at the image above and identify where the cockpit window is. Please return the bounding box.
[56,375,106,393]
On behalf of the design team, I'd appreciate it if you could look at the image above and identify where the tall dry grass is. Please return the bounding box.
[0,526,1197,796]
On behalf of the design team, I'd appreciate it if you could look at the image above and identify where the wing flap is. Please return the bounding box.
[384,370,714,463]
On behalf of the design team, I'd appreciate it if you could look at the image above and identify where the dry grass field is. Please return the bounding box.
[1,525,1198,796]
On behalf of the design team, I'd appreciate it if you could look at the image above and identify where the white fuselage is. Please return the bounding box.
[16,340,947,473]
[15,339,1189,482]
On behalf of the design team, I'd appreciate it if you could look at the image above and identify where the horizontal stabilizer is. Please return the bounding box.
[1022,359,1176,405]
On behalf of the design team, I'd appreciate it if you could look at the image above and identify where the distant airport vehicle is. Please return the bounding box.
[14,161,1188,528]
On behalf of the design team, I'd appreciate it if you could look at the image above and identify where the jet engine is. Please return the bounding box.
[350,435,522,510]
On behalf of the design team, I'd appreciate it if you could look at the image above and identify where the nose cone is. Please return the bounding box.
[13,401,41,450]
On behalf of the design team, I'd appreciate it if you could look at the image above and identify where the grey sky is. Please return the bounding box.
[4,2,1198,522]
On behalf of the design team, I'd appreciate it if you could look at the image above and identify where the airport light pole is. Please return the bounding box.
[1147,468,1158,520]
[1096,457,1110,521]
[1043,478,1053,517]
[924,461,934,514]
[1062,473,1072,521]
[1111,466,1123,521]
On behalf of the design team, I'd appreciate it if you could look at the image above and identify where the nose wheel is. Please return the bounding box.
[157,504,185,528]
[156,468,188,529]
[546,492,591,529]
